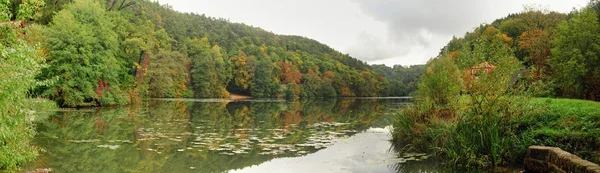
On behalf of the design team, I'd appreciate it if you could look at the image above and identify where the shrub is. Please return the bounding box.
[0,32,46,170]
[392,35,538,168]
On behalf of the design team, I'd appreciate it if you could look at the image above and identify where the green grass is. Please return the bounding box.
[517,98,600,163]
[392,98,600,168]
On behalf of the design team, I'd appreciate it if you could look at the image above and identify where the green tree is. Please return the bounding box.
[251,57,280,97]
[0,0,46,21]
[229,50,251,94]
[146,50,190,98]
[189,37,231,98]
[417,56,462,112]
[0,37,45,171]
[0,0,45,169]
[300,70,337,98]
[37,0,71,24]
[39,0,128,107]
[550,8,600,101]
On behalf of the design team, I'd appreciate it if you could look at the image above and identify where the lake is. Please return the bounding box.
[25,98,453,173]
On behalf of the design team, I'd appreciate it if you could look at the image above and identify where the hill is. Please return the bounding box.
[23,0,406,107]
[436,3,600,101]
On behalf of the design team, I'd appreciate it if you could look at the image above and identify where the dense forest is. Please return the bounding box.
[0,0,425,108]
[371,65,425,97]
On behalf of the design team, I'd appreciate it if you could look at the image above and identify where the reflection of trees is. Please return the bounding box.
[30,99,403,173]
[33,108,142,172]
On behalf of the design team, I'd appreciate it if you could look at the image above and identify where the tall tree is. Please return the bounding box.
[278,61,302,85]
[550,8,600,100]
[229,50,251,94]
[189,37,231,98]
[40,0,128,107]
[146,50,190,98]
[251,57,279,97]
[519,28,551,76]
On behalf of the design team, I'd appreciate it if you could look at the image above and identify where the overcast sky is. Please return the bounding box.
[156,0,588,66]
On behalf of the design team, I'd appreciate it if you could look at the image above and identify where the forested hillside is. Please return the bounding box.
[438,3,600,101]
[0,0,427,107]
[371,64,425,96]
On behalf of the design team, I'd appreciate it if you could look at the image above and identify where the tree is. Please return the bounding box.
[0,35,44,171]
[550,8,600,100]
[278,61,302,85]
[416,56,462,112]
[455,27,514,70]
[37,0,71,24]
[189,37,230,98]
[519,29,551,76]
[0,0,45,169]
[0,0,46,22]
[229,50,251,93]
[300,69,337,98]
[146,50,190,98]
[104,0,137,11]
[210,45,232,97]
[251,57,279,97]
[40,0,127,107]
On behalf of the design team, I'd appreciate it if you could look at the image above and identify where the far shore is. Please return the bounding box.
[229,93,251,100]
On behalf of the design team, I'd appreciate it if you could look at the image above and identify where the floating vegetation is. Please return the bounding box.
[60,118,362,159]
[27,98,409,173]
[97,145,120,150]
[130,120,361,157]
[69,139,133,144]
[68,139,100,143]
[388,153,432,164]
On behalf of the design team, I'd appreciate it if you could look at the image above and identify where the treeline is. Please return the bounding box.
[371,64,425,96]
[440,2,600,101]
[11,0,410,107]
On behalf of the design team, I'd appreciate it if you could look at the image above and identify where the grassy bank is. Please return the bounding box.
[392,98,600,168]
[517,98,600,163]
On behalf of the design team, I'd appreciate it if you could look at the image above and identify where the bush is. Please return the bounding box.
[0,34,46,170]
[391,55,463,153]
[392,35,536,168]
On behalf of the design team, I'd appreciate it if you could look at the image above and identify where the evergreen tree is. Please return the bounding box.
[251,57,280,97]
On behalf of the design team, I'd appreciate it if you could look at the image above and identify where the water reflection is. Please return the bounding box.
[28,99,412,173]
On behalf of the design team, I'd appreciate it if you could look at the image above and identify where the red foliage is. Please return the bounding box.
[278,61,302,84]
[96,79,106,99]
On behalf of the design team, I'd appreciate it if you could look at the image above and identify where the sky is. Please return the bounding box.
[156,0,589,66]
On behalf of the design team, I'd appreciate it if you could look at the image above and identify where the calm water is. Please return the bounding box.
[25,98,452,173]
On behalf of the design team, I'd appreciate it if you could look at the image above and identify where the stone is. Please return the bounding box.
[524,146,600,173]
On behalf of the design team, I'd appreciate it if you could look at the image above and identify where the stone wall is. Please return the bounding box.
[524,146,600,173]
